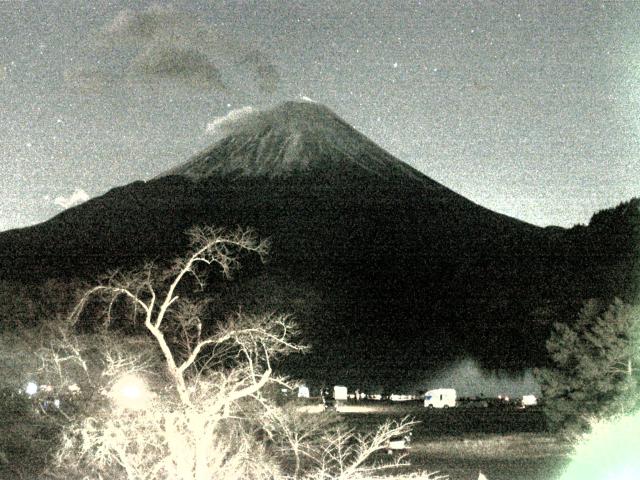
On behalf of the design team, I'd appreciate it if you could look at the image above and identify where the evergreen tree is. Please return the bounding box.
[537,298,640,431]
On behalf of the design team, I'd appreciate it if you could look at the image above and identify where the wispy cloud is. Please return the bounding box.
[53,188,90,209]
[64,68,115,93]
[67,5,280,94]
[206,106,255,136]
[299,94,318,103]
[238,50,280,95]
[129,43,225,89]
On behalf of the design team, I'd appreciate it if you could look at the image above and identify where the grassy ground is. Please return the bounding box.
[407,433,571,480]
[330,402,573,480]
[3,399,572,479]
[0,392,61,479]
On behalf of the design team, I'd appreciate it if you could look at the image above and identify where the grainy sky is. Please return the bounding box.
[1,0,638,231]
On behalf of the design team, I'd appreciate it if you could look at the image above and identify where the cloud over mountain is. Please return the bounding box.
[129,43,225,89]
[66,5,280,94]
[104,6,186,39]
[206,106,255,136]
[53,188,90,209]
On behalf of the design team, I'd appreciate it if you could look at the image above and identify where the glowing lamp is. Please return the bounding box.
[109,374,153,410]
[25,381,38,396]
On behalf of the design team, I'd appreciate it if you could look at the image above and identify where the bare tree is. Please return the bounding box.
[48,226,307,479]
[67,226,276,405]
[310,417,418,480]
[36,226,438,480]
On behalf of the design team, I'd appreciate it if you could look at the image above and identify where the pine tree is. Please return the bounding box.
[537,298,640,431]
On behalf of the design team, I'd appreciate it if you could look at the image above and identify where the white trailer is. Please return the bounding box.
[333,385,348,401]
[297,385,310,398]
[424,388,456,408]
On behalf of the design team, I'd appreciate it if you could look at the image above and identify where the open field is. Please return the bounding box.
[325,402,573,480]
[1,400,572,479]
[406,434,571,480]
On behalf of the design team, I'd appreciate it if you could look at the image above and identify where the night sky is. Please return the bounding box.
[1,0,638,232]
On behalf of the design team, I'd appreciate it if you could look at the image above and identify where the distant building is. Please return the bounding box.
[297,385,310,398]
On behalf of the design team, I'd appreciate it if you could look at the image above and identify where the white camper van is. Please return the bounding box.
[333,385,348,401]
[424,388,456,408]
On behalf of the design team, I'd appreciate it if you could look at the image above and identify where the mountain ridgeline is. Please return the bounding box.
[0,101,638,389]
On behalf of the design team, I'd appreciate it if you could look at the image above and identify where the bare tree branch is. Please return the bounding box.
[43,226,433,480]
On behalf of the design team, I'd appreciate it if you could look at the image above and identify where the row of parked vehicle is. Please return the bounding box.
[317,386,538,410]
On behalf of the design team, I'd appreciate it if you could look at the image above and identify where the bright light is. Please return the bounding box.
[25,381,38,396]
[109,374,153,410]
[559,412,640,479]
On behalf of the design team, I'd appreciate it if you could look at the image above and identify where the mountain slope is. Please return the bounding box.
[161,101,434,185]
